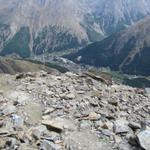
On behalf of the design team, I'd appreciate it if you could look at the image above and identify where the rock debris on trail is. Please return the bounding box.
[0,71,150,150]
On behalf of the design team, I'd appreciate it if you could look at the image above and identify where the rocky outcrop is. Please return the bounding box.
[0,71,149,149]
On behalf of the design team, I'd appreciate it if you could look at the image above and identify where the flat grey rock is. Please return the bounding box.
[137,129,150,150]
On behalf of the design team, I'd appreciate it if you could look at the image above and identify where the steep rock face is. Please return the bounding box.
[0,0,150,57]
[0,24,11,50]
[66,17,150,75]
[91,0,150,34]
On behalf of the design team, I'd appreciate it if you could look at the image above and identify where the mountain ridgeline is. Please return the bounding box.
[66,17,150,76]
[0,0,150,57]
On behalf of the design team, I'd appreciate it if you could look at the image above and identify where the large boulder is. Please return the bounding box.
[137,129,150,150]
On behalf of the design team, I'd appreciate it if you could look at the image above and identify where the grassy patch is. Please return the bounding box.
[26,59,69,73]
[123,77,150,88]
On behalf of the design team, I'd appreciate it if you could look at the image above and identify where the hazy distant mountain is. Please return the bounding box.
[0,0,150,57]
[66,17,150,75]
[90,0,150,34]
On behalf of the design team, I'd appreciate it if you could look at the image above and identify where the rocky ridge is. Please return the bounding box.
[0,57,59,75]
[0,71,150,150]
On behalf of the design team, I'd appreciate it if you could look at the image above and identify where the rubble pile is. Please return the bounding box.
[0,71,150,150]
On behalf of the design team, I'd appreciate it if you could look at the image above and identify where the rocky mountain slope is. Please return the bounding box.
[66,16,150,76]
[91,0,150,34]
[0,71,150,150]
[0,0,150,57]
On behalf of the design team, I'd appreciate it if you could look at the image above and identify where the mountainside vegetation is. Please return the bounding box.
[65,17,150,76]
[1,27,30,58]
[0,0,150,57]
